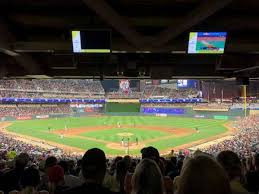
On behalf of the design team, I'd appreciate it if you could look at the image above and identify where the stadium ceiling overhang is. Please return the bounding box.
[1,0,259,79]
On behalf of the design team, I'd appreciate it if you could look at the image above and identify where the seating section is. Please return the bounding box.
[0,104,71,117]
[142,85,199,99]
[0,79,105,99]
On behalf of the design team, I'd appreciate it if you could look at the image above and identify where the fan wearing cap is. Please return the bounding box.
[60,148,114,194]
[124,146,173,194]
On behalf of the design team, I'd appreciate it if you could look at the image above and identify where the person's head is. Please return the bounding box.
[141,146,160,164]
[217,150,242,180]
[21,167,40,189]
[47,165,64,186]
[15,153,30,170]
[123,155,131,169]
[82,148,106,184]
[45,156,57,170]
[177,155,231,194]
[132,158,164,194]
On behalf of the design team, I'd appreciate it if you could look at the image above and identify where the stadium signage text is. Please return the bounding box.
[36,115,49,119]
[194,115,205,118]
[140,98,202,103]
[0,98,106,104]
[16,116,32,120]
[70,104,103,108]
[213,115,229,120]
[156,114,168,117]
[142,107,185,115]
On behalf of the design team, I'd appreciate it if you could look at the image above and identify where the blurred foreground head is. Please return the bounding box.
[132,158,164,194]
[82,148,106,184]
[177,154,231,194]
[141,146,160,164]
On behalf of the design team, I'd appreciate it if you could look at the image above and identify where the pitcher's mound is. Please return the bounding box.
[106,142,145,150]
[117,132,134,137]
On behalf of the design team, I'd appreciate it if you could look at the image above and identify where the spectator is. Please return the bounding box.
[131,158,165,194]
[61,148,113,194]
[58,161,82,188]
[103,160,127,193]
[246,153,259,194]
[2,153,30,193]
[124,147,173,194]
[217,151,249,194]
[40,157,58,191]
[176,154,231,194]
[20,167,40,194]
[47,165,66,194]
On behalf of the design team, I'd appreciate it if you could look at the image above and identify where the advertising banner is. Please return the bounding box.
[155,114,168,117]
[142,107,185,115]
[70,104,103,108]
[36,115,49,119]
[84,108,94,113]
[16,116,32,120]
[194,115,205,118]
[213,115,229,120]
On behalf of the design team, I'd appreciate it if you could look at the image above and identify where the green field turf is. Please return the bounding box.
[80,128,170,142]
[6,116,228,155]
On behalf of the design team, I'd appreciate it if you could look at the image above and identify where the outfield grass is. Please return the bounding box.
[6,116,228,155]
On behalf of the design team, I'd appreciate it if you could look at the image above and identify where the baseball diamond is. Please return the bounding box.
[1,116,233,156]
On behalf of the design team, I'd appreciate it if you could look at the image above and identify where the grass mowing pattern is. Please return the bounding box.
[7,116,228,155]
[81,128,170,142]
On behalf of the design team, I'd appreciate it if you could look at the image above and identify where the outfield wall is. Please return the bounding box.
[0,101,248,122]
[105,102,140,112]
[140,106,246,120]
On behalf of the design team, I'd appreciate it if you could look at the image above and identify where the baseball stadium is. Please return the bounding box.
[0,79,258,156]
[2,1,259,194]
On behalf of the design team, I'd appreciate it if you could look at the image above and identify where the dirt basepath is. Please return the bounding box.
[52,125,196,153]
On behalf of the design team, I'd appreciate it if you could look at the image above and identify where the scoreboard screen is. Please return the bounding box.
[72,30,111,53]
[188,32,227,54]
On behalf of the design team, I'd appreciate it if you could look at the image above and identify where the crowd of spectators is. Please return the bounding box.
[105,88,199,99]
[204,116,259,158]
[193,102,230,110]
[0,91,95,99]
[0,80,203,100]
[106,91,142,99]
[0,104,71,117]
[142,85,199,99]
[0,144,258,194]
[0,80,105,99]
